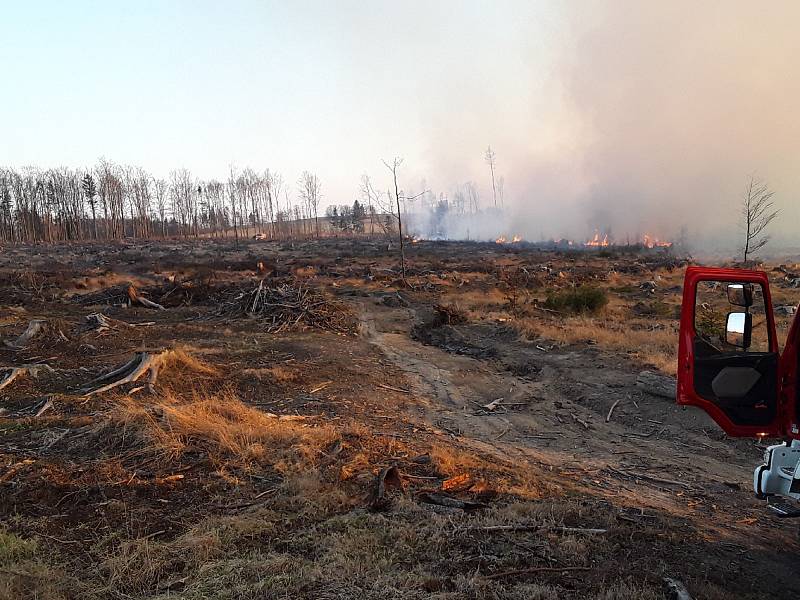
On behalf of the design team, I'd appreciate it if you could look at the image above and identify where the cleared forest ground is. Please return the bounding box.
[0,238,798,599]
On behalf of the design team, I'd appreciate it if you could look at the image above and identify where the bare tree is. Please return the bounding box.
[81,173,98,239]
[169,169,195,237]
[381,158,427,281]
[485,146,497,208]
[464,181,480,214]
[298,171,322,237]
[359,174,384,235]
[153,178,168,237]
[228,166,241,246]
[740,176,779,262]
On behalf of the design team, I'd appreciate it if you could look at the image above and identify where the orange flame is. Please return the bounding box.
[495,236,507,244]
[584,231,610,247]
[512,235,522,243]
[642,234,672,248]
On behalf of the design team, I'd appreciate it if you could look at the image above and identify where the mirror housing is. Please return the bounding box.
[726,312,752,349]
[727,283,754,307]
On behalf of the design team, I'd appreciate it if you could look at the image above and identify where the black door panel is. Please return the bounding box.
[693,339,777,426]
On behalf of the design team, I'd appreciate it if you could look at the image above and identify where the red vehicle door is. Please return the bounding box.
[678,266,787,437]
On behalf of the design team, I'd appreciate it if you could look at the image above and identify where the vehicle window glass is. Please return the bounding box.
[694,281,770,353]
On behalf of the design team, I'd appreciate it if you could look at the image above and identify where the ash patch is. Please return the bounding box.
[413,323,498,359]
[413,320,542,380]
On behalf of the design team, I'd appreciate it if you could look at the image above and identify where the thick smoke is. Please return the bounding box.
[410,2,800,254]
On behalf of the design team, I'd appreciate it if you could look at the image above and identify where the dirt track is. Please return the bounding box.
[359,286,800,596]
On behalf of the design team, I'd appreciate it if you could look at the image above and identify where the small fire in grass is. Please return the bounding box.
[642,234,672,248]
[584,230,610,247]
[495,235,523,244]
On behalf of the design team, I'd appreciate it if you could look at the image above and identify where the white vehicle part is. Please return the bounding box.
[754,439,800,500]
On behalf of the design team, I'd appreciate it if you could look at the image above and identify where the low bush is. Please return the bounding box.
[543,286,609,314]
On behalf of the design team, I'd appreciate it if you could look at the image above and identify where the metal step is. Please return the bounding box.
[767,498,800,518]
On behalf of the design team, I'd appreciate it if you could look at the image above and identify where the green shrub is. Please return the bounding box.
[543,286,609,314]
[0,530,36,566]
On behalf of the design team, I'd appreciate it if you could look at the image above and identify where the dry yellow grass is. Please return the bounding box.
[516,315,678,375]
[161,347,221,376]
[240,365,305,387]
[104,389,336,471]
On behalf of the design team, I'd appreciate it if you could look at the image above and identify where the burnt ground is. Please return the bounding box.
[0,237,798,599]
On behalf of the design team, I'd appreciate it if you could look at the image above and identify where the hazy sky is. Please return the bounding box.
[1,1,797,246]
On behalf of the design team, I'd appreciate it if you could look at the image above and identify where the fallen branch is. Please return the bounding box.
[309,381,332,394]
[485,565,591,580]
[417,492,489,511]
[572,413,590,429]
[464,524,607,534]
[607,467,691,490]
[606,398,621,422]
[377,383,411,394]
[262,412,308,421]
[483,398,503,411]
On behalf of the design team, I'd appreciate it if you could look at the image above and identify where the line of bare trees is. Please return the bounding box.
[0,161,340,244]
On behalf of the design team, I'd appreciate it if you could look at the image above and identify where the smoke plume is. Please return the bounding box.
[412,2,800,254]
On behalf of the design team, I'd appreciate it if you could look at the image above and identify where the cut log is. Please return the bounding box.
[4,320,47,349]
[127,285,165,311]
[0,364,56,392]
[636,371,677,399]
[82,351,171,396]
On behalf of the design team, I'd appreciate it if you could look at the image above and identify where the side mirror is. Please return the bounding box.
[726,312,752,349]
[727,283,753,308]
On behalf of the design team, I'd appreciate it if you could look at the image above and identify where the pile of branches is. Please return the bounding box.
[0,271,62,303]
[215,280,357,335]
[73,284,130,306]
